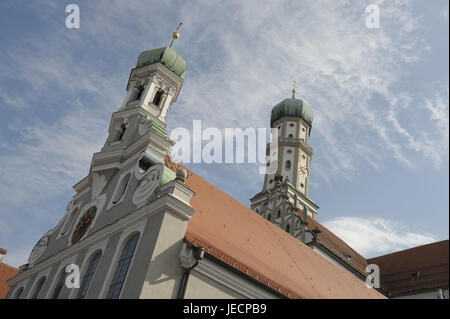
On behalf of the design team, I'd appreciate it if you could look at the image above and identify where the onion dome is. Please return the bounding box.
[270,97,314,127]
[137,47,187,79]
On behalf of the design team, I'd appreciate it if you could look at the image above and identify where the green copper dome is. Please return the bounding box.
[137,47,187,79]
[270,97,314,127]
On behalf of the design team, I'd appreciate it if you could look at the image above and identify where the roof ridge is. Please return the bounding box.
[368,239,449,260]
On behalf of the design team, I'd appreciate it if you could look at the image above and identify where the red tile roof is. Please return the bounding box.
[299,211,368,275]
[0,262,19,299]
[167,159,384,298]
[368,240,449,296]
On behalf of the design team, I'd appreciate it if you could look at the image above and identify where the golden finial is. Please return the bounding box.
[169,22,183,48]
[292,80,297,98]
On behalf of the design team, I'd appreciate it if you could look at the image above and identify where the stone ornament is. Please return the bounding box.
[132,163,164,207]
[91,173,107,200]
[71,206,97,244]
[67,193,106,246]
[138,115,153,136]
[28,237,49,265]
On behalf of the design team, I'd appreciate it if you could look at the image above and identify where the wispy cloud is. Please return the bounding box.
[0,1,447,265]
[323,216,437,257]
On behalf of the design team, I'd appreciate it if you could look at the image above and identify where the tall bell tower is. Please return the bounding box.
[250,83,319,240]
[102,45,186,150]
[70,26,190,218]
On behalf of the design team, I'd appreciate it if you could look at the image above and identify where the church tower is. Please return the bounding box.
[250,84,319,240]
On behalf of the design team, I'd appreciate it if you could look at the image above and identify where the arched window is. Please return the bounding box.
[117,123,127,141]
[152,90,164,106]
[285,223,290,233]
[13,287,24,299]
[107,233,140,299]
[78,251,102,299]
[276,210,281,219]
[112,173,131,205]
[71,206,97,244]
[267,214,271,221]
[31,277,46,299]
[51,267,69,299]
[286,160,291,171]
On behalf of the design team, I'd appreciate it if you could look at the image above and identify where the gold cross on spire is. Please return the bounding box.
[292,80,297,98]
[169,22,183,48]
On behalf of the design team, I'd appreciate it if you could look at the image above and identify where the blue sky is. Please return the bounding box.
[0,0,448,267]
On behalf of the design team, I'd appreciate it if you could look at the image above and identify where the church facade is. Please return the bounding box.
[5,39,447,299]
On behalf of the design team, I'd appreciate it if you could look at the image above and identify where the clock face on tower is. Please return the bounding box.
[71,206,97,244]
[298,163,308,177]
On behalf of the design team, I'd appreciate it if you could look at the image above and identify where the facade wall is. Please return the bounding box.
[393,289,449,299]
[7,185,193,299]
[184,257,280,299]
[139,211,189,299]
[185,272,243,299]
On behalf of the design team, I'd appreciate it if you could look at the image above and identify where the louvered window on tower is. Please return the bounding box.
[117,123,127,141]
[286,160,291,170]
[153,90,164,106]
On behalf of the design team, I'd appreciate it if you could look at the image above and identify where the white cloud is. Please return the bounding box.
[323,216,437,257]
[1,0,447,206]
[0,1,447,263]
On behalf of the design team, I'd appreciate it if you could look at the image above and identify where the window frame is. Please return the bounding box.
[77,251,102,299]
[51,266,70,299]
[106,233,140,299]
[30,276,46,299]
